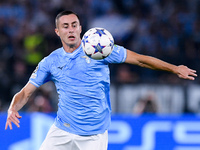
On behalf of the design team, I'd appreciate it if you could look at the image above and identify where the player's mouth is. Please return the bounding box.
[68,35,75,41]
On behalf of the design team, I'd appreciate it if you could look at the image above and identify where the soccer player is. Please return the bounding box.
[5,10,197,150]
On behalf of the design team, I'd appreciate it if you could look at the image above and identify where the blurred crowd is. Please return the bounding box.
[0,0,200,113]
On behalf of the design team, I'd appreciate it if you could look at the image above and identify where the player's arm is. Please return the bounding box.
[125,49,197,80]
[5,82,37,130]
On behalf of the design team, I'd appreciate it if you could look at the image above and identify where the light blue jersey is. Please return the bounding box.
[29,44,127,135]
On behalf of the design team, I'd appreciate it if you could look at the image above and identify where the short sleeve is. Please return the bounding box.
[104,45,127,64]
[29,57,51,87]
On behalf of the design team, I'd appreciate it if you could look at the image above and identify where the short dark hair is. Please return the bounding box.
[55,10,80,28]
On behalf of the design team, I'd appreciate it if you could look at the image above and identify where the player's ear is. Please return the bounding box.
[55,28,60,37]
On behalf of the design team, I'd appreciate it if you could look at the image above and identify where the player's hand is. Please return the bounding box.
[176,65,197,80]
[5,109,22,130]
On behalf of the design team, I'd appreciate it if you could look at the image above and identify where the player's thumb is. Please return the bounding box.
[16,112,22,119]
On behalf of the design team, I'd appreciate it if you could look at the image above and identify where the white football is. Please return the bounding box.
[81,27,114,60]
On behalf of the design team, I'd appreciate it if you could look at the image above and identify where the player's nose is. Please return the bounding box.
[68,26,74,33]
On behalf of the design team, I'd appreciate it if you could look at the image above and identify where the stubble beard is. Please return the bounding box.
[68,43,76,48]
[62,38,81,52]
[63,40,77,49]
[67,38,81,49]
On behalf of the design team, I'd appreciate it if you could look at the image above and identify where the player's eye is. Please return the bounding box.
[72,23,77,28]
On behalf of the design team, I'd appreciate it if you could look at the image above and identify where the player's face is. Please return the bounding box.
[55,14,82,49]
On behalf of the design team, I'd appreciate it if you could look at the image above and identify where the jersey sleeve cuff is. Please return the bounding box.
[122,48,127,63]
[29,80,40,87]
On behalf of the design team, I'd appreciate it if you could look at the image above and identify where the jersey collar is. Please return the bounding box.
[61,45,82,58]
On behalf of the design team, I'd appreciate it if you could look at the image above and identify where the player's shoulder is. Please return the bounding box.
[44,47,63,61]
[38,47,63,66]
[48,47,63,58]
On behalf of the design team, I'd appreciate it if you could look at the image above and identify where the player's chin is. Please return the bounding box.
[65,39,80,48]
[67,42,77,48]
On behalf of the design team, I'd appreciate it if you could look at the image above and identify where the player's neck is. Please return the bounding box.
[63,41,81,53]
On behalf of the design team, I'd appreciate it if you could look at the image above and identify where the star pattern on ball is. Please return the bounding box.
[82,35,89,46]
[95,29,106,37]
[92,43,105,54]
[110,39,114,48]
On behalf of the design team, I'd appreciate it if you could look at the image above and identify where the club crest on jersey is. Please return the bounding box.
[81,56,91,63]
[30,65,38,79]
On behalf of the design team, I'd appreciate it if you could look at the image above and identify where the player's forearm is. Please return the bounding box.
[125,50,177,73]
[8,83,37,112]
[125,50,197,80]
[138,55,177,73]
[8,91,29,112]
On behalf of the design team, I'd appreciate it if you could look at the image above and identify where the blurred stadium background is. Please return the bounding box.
[0,0,200,149]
